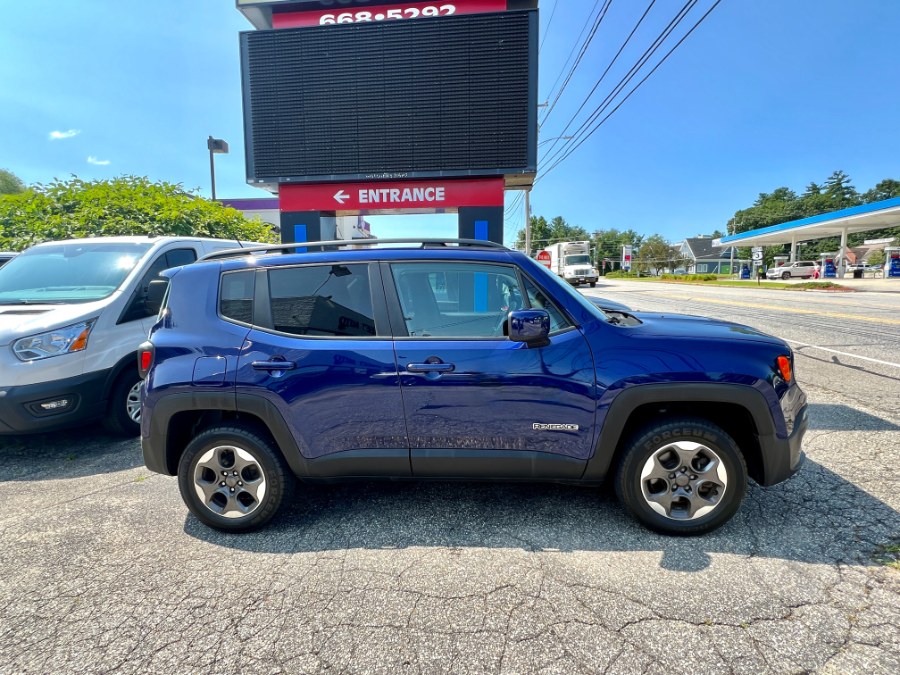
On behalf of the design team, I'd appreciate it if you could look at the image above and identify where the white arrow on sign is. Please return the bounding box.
[333,189,349,205]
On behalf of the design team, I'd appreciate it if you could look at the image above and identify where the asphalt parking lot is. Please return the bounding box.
[1,284,898,674]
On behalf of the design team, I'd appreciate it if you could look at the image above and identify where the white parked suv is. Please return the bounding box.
[766,261,816,280]
[0,236,260,436]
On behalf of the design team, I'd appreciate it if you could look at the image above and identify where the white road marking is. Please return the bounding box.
[786,339,900,370]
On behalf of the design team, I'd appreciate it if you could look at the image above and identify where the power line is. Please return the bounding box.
[540,0,698,174]
[539,0,614,129]
[538,0,558,54]
[539,0,658,162]
[540,0,603,121]
[540,0,722,181]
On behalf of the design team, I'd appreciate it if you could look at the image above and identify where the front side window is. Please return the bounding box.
[391,262,526,338]
[267,264,376,337]
[521,275,572,333]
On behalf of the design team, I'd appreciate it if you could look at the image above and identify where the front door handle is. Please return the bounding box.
[406,362,455,373]
[251,360,296,371]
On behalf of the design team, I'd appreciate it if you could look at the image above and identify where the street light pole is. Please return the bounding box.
[207,136,229,201]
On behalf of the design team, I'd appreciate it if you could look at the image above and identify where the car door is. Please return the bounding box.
[384,260,597,479]
[236,261,409,476]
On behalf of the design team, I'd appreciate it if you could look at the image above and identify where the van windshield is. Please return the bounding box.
[0,242,153,304]
[565,255,591,265]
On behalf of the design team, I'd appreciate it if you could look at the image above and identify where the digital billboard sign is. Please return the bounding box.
[241,10,536,188]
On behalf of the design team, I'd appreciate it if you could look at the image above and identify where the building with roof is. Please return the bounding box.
[677,237,739,274]
[714,196,900,276]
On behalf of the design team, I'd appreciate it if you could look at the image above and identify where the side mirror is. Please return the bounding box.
[508,309,550,348]
[145,279,169,316]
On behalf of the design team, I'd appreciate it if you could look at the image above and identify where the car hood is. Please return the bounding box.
[0,301,109,347]
[629,312,788,348]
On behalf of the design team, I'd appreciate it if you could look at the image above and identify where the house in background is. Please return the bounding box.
[677,236,738,274]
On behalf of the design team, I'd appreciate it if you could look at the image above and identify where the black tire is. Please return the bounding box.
[614,418,747,536]
[589,282,596,288]
[781,271,790,280]
[177,424,295,532]
[103,369,142,436]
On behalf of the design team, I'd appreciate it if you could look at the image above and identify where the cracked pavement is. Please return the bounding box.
[1,284,899,673]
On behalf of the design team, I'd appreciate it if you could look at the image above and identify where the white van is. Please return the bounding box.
[0,236,260,436]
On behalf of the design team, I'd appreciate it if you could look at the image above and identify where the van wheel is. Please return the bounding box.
[103,370,142,436]
[177,425,295,532]
[781,271,790,280]
[614,418,746,535]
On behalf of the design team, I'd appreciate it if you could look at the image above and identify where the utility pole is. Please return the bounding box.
[524,189,531,257]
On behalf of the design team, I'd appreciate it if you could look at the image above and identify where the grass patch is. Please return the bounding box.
[874,542,900,570]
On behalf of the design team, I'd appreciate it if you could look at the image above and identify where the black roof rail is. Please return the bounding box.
[200,238,507,262]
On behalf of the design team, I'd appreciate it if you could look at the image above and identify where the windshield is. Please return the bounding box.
[529,260,608,322]
[0,242,153,304]
[565,255,591,265]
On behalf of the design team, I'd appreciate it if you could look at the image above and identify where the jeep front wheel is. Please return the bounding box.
[615,418,746,535]
[177,425,295,532]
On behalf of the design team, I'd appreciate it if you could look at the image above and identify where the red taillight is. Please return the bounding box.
[777,355,792,382]
[137,341,154,379]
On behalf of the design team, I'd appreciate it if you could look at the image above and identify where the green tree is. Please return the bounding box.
[0,175,276,251]
[0,169,25,195]
[636,234,671,275]
[515,214,589,255]
[868,249,885,267]
[592,228,643,273]
[862,179,900,203]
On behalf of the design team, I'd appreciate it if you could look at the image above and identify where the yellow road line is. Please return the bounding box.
[661,295,900,326]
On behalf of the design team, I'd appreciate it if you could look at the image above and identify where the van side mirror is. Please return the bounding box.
[508,309,550,348]
[145,279,169,316]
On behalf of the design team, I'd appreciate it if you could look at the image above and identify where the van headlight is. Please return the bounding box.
[12,319,97,361]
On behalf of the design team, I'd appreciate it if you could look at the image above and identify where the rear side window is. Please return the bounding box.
[267,264,376,337]
[220,271,255,324]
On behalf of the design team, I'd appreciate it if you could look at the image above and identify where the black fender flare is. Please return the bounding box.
[581,383,781,482]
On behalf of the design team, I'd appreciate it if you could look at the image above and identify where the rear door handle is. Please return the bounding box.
[251,360,296,371]
[406,362,455,373]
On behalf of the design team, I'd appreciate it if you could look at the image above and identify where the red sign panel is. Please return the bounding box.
[536,251,551,268]
[280,178,504,212]
[273,1,507,29]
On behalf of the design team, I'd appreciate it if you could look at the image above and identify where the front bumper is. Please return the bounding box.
[758,402,807,486]
[0,369,110,434]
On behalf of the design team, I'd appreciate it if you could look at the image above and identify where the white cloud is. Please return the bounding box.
[87,156,111,166]
[48,129,81,140]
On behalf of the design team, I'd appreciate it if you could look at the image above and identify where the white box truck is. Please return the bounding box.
[542,241,599,287]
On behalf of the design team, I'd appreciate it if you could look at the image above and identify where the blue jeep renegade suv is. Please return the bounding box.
[139,239,806,535]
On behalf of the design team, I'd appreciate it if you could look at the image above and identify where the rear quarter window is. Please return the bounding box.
[219,270,255,324]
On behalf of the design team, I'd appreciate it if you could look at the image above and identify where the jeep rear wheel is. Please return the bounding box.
[615,418,746,535]
[177,425,295,532]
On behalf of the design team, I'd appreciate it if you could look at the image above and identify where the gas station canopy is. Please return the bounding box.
[713,196,900,248]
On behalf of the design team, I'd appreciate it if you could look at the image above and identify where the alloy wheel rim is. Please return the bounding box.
[193,445,268,519]
[639,441,728,520]
[126,382,142,423]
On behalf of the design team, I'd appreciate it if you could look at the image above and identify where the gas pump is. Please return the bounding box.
[773,255,788,269]
[820,253,836,278]
[886,247,900,278]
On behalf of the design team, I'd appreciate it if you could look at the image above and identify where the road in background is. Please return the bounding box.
[585,279,900,418]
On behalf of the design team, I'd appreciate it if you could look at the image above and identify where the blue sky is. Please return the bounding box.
[2,0,898,247]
